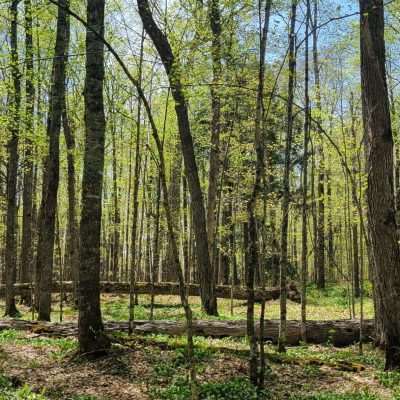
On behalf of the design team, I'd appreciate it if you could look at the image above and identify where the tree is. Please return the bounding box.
[207,0,222,269]
[20,0,35,306]
[35,0,70,321]
[279,0,297,353]
[359,0,400,370]
[301,0,311,342]
[78,0,110,354]
[137,0,218,316]
[4,0,21,317]
[313,0,325,290]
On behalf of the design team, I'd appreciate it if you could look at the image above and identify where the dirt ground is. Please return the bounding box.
[0,330,393,400]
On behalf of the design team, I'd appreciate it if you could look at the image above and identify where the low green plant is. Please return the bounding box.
[376,370,400,389]
[289,391,378,400]
[151,377,270,400]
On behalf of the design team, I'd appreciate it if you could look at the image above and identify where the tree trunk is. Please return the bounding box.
[359,0,400,370]
[35,0,69,321]
[312,0,325,290]
[78,0,110,354]
[279,0,297,352]
[4,0,21,317]
[164,140,181,282]
[20,0,35,306]
[207,0,222,270]
[137,0,217,316]
[301,0,311,342]
[350,95,361,299]
[111,117,121,282]
[62,94,79,305]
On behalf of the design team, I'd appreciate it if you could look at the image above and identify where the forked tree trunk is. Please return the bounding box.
[359,0,400,370]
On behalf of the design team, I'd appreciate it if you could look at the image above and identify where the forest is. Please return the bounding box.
[0,0,399,398]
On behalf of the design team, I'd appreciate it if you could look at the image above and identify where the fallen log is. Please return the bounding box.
[0,281,301,303]
[0,318,374,347]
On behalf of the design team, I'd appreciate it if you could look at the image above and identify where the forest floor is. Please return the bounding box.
[0,285,396,400]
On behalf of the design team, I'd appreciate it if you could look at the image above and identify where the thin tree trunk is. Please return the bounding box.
[207,0,222,272]
[111,116,121,282]
[350,95,361,298]
[62,94,79,305]
[301,0,311,342]
[312,0,325,290]
[129,28,145,332]
[278,0,297,353]
[20,0,35,306]
[5,0,21,317]
[137,0,217,316]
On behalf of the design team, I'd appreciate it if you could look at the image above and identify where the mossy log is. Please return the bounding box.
[0,281,301,303]
[0,318,374,347]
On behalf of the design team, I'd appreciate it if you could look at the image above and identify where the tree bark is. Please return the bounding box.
[20,0,35,306]
[359,0,400,370]
[4,0,22,317]
[78,0,110,354]
[313,0,325,290]
[301,0,311,342]
[279,0,297,353]
[62,94,79,304]
[35,0,69,321]
[207,0,222,268]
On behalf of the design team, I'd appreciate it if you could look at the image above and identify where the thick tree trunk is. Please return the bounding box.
[359,0,400,370]
[78,0,110,354]
[4,0,21,317]
[36,0,69,321]
[137,0,217,316]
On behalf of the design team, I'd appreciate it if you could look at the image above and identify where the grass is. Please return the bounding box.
[7,283,375,324]
[0,284,389,399]
[0,375,47,400]
[150,377,271,400]
[0,330,76,360]
[289,393,379,400]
